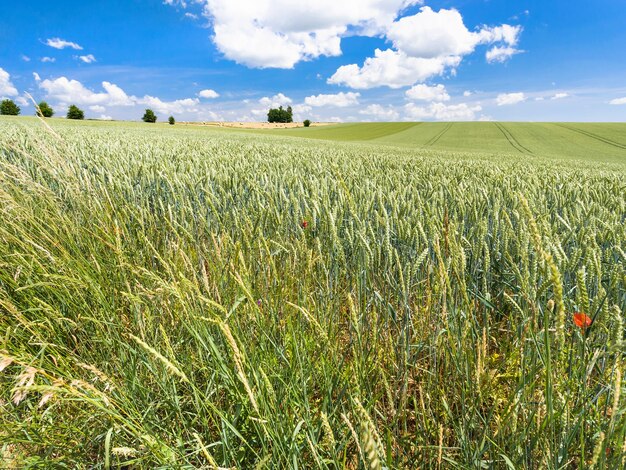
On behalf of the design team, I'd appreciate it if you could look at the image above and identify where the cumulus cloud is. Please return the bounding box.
[292,104,312,115]
[178,0,421,68]
[21,55,31,62]
[478,25,522,47]
[0,68,19,97]
[304,92,360,107]
[463,91,473,97]
[359,104,399,121]
[33,72,41,82]
[46,38,83,50]
[486,46,520,63]
[329,7,521,89]
[496,92,526,106]
[199,89,219,99]
[405,102,482,121]
[41,57,56,63]
[406,84,450,102]
[78,54,96,63]
[137,96,200,115]
[551,93,569,100]
[609,97,626,105]
[40,77,134,107]
[259,93,292,107]
[388,7,483,58]
[329,49,460,89]
[39,75,207,117]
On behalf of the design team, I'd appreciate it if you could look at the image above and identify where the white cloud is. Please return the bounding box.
[478,25,522,47]
[0,68,19,97]
[609,97,626,105]
[551,93,569,100]
[41,57,56,63]
[388,7,480,59]
[496,92,526,106]
[304,91,360,107]
[78,54,96,63]
[250,108,268,118]
[137,96,200,115]
[189,0,421,68]
[406,84,450,102]
[329,49,460,89]
[292,104,312,116]
[463,91,472,97]
[16,96,29,106]
[102,82,135,106]
[99,115,113,120]
[405,102,482,121]
[33,72,41,82]
[36,74,216,120]
[46,38,83,50]
[359,104,399,121]
[21,55,31,62]
[330,7,522,89]
[39,77,135,107]
[259,93,292,107]
[199,89,219,99]
[486,46,520,63]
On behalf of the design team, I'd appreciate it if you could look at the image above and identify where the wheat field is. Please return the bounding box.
[1,118,625,468]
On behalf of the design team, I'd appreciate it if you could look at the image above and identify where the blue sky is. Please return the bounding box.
[1,0,625,122]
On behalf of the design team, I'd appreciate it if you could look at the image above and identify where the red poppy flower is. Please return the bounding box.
[573,312,592,329]
[301,220,309,229]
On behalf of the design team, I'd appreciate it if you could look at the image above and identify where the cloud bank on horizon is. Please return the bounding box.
[1,0,625,122]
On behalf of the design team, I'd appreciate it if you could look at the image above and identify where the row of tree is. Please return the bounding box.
[0,99,176,124]
[0,99,84,119]
[2,99,310,127]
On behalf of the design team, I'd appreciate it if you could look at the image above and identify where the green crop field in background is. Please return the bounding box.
[266,121,626,164]
[1,117,625,468]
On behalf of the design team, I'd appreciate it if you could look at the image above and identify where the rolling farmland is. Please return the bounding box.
[0,117,625,468]
[267,121,626,164]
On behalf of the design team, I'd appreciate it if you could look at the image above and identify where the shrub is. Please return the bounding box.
[143,109,157,123]
[267,105,293,123]
[0,99,20,116]
[168,116,175,125]
[303,119,311,127]
[66,105,85,120]
[37,101,54,118]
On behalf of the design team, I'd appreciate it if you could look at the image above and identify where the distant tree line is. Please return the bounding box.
[0,99,85,119]
[0,100,177,125]
[3,99,312,126]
